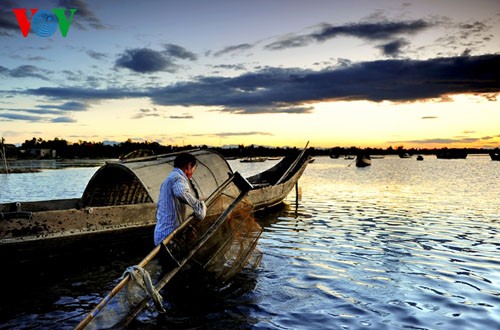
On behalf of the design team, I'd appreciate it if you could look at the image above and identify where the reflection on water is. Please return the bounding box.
[0,156,499,329]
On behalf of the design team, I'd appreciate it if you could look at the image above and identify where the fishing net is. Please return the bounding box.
[200,201,262,282]
[79,175,261,329]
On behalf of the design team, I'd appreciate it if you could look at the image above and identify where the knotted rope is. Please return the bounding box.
[122,265,166,313]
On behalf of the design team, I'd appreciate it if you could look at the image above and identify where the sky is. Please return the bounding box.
[1,0,499,149]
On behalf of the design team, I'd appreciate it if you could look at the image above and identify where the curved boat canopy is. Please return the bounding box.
[81,150,233,207]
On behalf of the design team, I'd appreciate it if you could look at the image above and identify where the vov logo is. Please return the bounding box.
[13,8,77,37]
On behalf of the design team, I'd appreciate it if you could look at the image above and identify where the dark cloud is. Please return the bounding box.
[24,54,500,114]
[265,35,311,51]
[87,50,107,60]
[212,64,247,71]
[170,114,194,119]
[0,1,20,36]
[213,44,254,57]
[51,116,76,123]
[149,54,500,110]
[265,20,432,50]
[57,101,87,111]
[116,48,177,74]
[0,112,44,121]
[26,86,146,100]
[216,132,273,137]
[459,21,489,39]
[56,0,107,30]
[377,38,410,57]
[36,101,87,111]
[0,65,51,80]
[163,44,197,61]
[116,45,197,74]
[22,108,63,115]
[0,101,87,122]
[314,20,431,41]
[219,105,314,115]
[132,108,162,119]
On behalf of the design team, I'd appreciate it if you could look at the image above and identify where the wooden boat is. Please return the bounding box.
[355,154,372,167]
[0,147,310,271]
[0,150,232,272]
[245,146,310,211]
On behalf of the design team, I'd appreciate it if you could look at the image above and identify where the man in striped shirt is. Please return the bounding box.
[154,153,207,246]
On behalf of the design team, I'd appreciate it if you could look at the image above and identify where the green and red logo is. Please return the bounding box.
[12,8,77,37]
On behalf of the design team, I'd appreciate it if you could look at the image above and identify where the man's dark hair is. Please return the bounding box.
[174,153,197,169]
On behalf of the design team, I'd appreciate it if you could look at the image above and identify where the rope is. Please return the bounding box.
[122,265,166,313]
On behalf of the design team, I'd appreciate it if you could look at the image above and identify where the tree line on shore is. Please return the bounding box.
[1,137,497,160]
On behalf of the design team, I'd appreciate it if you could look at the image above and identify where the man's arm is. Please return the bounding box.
[172,177,206,220]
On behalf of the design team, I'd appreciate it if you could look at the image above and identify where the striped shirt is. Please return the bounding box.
[154,168,206,246]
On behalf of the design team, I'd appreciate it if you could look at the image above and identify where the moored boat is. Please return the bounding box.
[399,152,412,158]
[246,146,310,210]
[355,154,372,167]
[490,150,500,161]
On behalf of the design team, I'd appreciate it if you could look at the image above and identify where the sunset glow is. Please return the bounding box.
[1,0,499,149]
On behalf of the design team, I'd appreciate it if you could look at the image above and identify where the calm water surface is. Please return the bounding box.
[0,156,499,329]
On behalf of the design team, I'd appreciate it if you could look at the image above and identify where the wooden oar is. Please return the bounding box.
[75,172,250,330]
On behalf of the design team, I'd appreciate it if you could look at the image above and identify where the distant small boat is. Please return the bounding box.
[355,154,371,167]
[399,153,412,158]
[490,152,500,161]
[436,150,467,159]
[329,154,340,159]
[416,155,424,161]
[370,155,385,159]
[240,157,267,163]
[344,155,355,160]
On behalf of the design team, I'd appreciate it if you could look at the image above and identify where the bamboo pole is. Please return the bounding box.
[275,141,309,185]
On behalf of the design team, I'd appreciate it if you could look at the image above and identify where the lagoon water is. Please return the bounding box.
[0,155,499,329]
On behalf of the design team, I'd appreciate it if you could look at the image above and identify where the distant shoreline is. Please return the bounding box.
[0,168,41,174]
